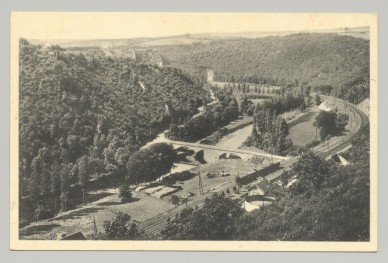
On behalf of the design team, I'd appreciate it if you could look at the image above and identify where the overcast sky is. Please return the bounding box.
[12,13,373,40]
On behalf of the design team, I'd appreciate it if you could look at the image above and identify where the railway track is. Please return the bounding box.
[140,96,369,236]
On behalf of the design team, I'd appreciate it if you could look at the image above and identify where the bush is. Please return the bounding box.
[170,195,180,206]
[35,205,54,221]
[19,219,30,228]
[118,184,132,203]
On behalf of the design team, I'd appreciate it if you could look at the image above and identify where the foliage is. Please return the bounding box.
[158,128,370,241]
[161,193,243,240]
[118,183,132,203]
[242,88,308,156]
[333,77,369,104]
[158,33,369,103]
[19,40,205,221]
[94,212,140,240]
[34,205,54,221]
[313,110,349,140]
[235,130,370,241]
[304,140,321,149]
[170,195,180,206]
[166,89,239,142]
[126,143,177,184]
[289,151,330,195]
[314,94,322,106]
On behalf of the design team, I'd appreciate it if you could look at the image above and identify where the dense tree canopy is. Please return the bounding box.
[126,143,177,184]
[235,131,370,241]
[166,88,239,142]
[161,194,244,240]
[313,110,349,140]
[19,39,205,221]
[158,33,369,103]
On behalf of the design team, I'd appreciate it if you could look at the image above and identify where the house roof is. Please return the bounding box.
[257,179,273,193]
[60,230,87,240]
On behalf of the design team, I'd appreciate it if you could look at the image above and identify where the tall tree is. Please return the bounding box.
[290,151,330,195]
[78,155,91,204]
[59,163,72,211]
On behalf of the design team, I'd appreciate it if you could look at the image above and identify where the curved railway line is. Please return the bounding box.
[140,95,370,236]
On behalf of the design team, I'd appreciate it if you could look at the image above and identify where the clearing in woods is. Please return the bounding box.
[286,107,320,147]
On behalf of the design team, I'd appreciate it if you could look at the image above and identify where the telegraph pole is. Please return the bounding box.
[93,216,98,236]
[198,167,203,195]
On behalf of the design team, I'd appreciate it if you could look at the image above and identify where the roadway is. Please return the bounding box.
[170,140,289,161]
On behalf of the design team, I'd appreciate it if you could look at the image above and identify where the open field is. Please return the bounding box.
[286,107,320,147]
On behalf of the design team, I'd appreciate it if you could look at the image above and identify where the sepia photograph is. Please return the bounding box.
[10,12,377,251]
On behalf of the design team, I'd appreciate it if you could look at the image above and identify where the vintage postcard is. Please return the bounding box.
[10,12,377,251]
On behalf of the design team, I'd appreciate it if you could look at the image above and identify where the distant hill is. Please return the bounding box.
[28,31,371,104]
[156,33,370,103]
[28,26,369,48]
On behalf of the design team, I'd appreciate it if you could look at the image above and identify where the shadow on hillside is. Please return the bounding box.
[86,192,115,203]
[49,207,104,221]
[97,197,141,206]
[20,223,61,236]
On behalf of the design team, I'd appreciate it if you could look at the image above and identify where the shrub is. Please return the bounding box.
[118,184,132,203]
[35,205,54,221]
[170,195,180,206]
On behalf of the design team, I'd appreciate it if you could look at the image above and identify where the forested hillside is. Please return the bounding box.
[158,33,369,103]
[18,39,206,220]
[234,128,370,241]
